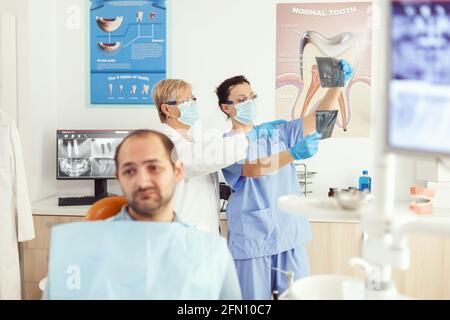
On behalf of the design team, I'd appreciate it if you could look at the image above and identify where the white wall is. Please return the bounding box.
[0,11,18,121]
[13,0,423,201]
[21,0,59,201]
[40,0,280,198]
[0,0,55,204]
[0,0,25,123]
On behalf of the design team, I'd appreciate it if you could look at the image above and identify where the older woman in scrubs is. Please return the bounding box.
[216,61,353,299]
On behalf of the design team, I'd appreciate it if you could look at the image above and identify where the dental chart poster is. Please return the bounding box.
[90,0,166,106]
[276,2,372,137]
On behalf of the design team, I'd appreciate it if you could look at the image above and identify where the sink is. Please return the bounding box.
[279,275,409,300]
[281,275,365,300]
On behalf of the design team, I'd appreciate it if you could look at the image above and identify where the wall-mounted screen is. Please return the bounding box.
[57,130,129,179]
[389,0,450,155]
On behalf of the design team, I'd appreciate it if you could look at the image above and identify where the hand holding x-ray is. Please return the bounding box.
[315,57,354,88]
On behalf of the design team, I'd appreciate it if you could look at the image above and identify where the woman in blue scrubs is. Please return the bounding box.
[215,62,352,299]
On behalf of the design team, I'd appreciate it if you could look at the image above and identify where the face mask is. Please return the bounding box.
[176,100,199,127]
[234,100,257,125]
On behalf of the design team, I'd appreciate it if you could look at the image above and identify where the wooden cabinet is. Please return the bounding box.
[392,233,450,299]
[20,215,83,300]
[307,222,363,277]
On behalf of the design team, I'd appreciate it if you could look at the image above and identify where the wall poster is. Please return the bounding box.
[89,0,166,106]
[276,2,372,137]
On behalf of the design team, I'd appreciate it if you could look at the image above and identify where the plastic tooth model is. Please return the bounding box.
[409,186,435,214]
[96,16,124,33]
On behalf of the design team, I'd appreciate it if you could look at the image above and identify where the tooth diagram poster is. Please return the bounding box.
[90,0,166,106]
[276,2,372,137]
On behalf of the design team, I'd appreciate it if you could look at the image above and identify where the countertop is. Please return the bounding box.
[32,196,229,219]
[33,196,450,223]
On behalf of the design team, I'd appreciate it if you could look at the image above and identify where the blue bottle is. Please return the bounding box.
[359,170,371,192]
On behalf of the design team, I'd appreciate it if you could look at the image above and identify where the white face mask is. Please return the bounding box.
[233,100,257,125]
[176,100,199,127]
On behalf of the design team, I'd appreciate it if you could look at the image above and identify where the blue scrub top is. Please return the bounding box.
[222,119,312,260]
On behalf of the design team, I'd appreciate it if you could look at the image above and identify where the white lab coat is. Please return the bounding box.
[0,110,35,300]
[160,124,248,235]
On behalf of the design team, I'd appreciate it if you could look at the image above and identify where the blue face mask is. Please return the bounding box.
[234,100,257,125]
[176,100,199,127]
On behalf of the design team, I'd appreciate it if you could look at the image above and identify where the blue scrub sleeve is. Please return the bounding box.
[222,162,245,191]
[278,118,304,148]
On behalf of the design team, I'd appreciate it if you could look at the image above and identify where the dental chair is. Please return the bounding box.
[85,196,128,221]
[39,196,128,297]
[219,182,232,213]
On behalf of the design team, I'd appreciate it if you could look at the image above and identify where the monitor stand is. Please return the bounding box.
[58,179,117,206]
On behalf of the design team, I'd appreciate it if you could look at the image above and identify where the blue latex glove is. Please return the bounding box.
[289,132,322,160]
[338,59,354,85]
[246,119,287,141]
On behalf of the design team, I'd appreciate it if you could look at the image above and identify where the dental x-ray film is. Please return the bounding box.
[316,110,338,139]
[316,57,345,88]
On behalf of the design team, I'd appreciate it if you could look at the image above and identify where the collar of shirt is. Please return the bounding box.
[161,123,197,143]
[112,205,179,222]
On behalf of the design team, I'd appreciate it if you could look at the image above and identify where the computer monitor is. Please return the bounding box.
[57,130,130,205]
[388,0,450,156]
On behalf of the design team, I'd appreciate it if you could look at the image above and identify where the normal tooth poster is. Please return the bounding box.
[90,0,166,106]
[276,2,372,137]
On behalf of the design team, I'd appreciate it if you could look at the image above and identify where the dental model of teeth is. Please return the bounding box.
[409,186,435,214]
[96,16,124,33]
[98,42,121,52]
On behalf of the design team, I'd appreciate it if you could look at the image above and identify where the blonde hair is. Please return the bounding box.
[152,79,191,122]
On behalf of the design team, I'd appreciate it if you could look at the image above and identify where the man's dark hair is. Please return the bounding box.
[114,129,177,170]
[215,75,250,117]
